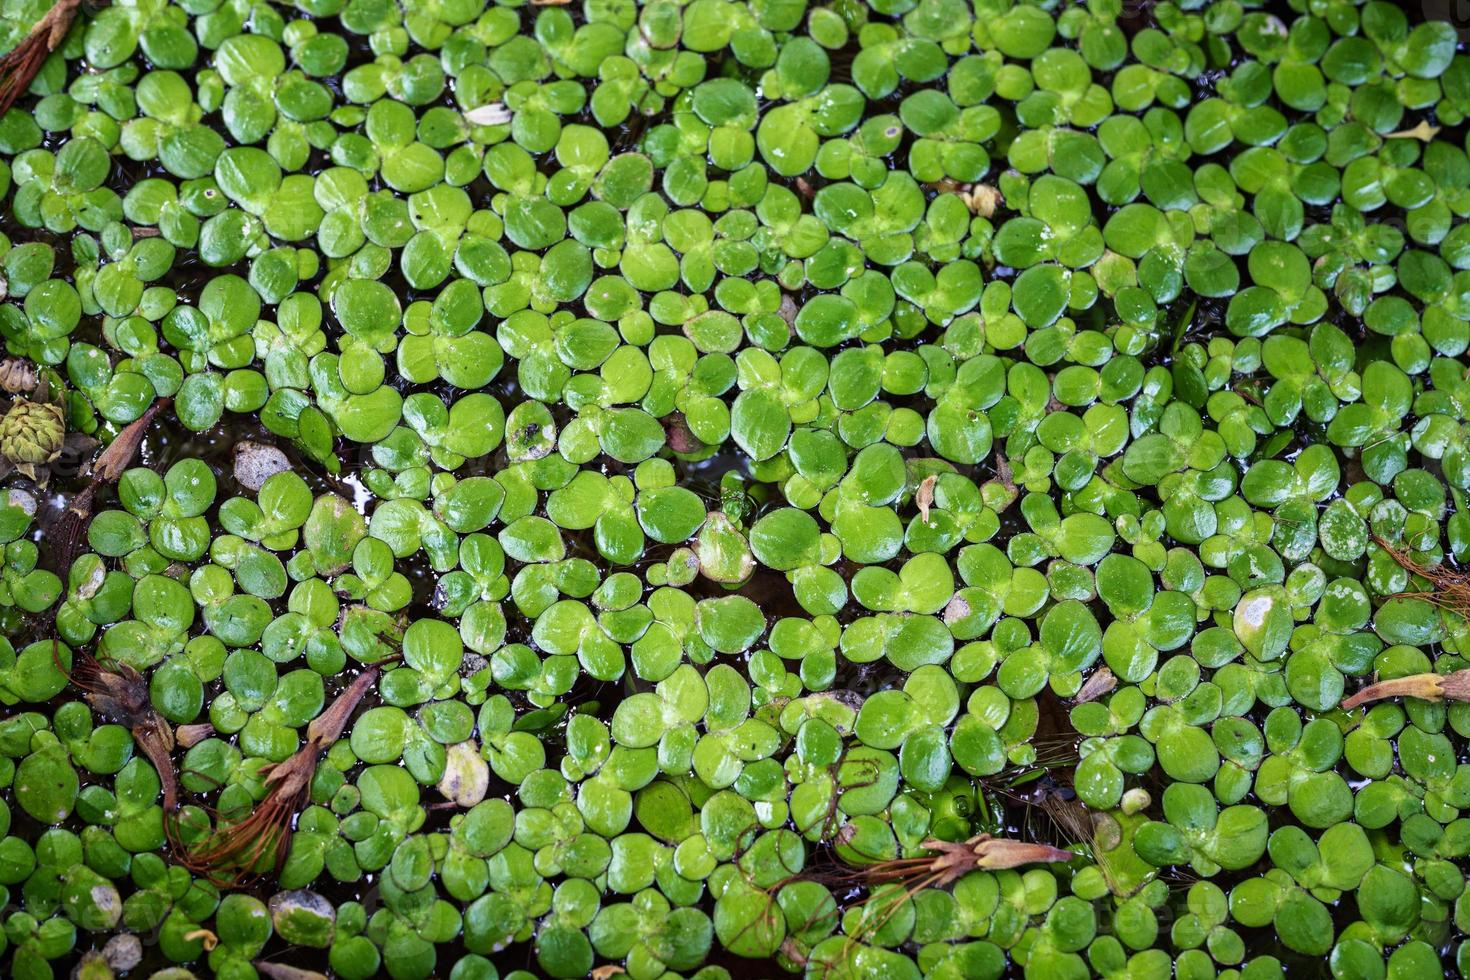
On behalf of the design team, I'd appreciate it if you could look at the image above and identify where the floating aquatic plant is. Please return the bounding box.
[0,0,1459,977]
[181,664,382,884]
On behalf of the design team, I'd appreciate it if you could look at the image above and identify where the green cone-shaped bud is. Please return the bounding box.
[0,399,64,466]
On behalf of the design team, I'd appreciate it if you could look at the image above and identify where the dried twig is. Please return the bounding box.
[51,397,170,570]
[0,0,83,117]
[255,963,328,980]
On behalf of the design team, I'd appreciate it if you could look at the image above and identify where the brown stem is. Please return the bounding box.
[847,872,941,940]
[0,0,83,116]
[306,665,380,745]
[1341,670,1470,710]
[93,397,171,483]
[985,454,1018,513]
[970,834,1074,870]
[134,715,179,812]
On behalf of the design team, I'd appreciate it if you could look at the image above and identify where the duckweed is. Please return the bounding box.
[0,0,1465,978]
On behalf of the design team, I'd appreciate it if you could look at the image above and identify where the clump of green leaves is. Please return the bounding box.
[0,0,1467,978]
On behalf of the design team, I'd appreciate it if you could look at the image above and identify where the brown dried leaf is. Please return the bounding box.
[916,474,937,523]
[1075,667,1117,703]
[970,834,1073,870]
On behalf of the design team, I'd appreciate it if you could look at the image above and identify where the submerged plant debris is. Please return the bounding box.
[0,0,1468,977]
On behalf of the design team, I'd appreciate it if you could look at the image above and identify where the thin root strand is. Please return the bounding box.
[1375,535,1470,620]
[178,665,380,885]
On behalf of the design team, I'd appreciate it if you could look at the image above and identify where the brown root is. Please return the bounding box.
[1341,670,1470,711]
[778,292,798,328]
[828,833,1072,953]
[857,833,1073,889]
[179,665,380,885]
[984,738,1081,802]
[939,833,1072,872]
[0,0,82,117]
[50,398,171,571]
[55,644,181,812]
[1374,535,1470,620]
[48,480,93,572]
[65,648,152,727]
[1037,792,1094,848]
[179,788,303,884]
